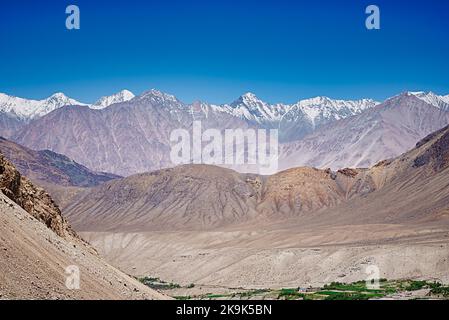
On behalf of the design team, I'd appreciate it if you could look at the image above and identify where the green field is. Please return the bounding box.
[138,278,449,300]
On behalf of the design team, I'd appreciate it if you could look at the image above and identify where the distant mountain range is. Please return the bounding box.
[0,90,135,138]
[0,89,378,141]
[0,89,136,119]
[1,89,449,176]
[280,92,449,170]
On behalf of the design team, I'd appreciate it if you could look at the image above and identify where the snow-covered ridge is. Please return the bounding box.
[294,96,378,125]
[138,89,179,103]
[91,90,135,110]
[0,92,88,120]
[0,90,137,120]
[212,92,379,127]
[2,89,447,124]
[408,91,449,111]
[225,92,290,123]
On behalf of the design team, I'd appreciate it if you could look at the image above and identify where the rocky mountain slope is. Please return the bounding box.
[0,152,76,238]
[65,165,260,231]
[0,151,167,299]
[0,137,119,188]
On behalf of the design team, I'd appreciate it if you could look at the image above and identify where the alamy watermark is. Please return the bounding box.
[64,5,378,31]
[66,5,80,30]
[365,265,380,290]
[366,5,380,30]
[65,265,80,290]
[170,121,279,175]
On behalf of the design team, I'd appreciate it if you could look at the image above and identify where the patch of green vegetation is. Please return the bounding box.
[322,280,388,293]
[238,289,271,298]
[138,276,160,282]
[322,291,384,300]
[205,294,230,299]
[138,276,181,290]
[430,286,449,297]
[323,281,367,292]
[395,279,445,294]
[164,278,448,300]
[428,281,442,289]
[277,288,307,300]
[404,280,428,291]
[278,288,298,296]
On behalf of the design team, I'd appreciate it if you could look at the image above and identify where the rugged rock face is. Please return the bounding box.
[0,149,169,300]
[413,125,449,172]
[0,152,75,238]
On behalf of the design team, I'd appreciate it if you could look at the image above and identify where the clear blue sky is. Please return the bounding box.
[1,0,448,104]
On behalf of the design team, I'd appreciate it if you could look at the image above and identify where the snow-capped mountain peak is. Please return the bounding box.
[408,91,449,111]
[224,93,379,128]
[299,96,376,110]
[0,92,87,120]
[444,95,449,104]
[229,93,290,123]
[139,89,179,103]
[49,92,67,99]
[91,90,135,110]
[239,92,261,103]
[284,96,379,128]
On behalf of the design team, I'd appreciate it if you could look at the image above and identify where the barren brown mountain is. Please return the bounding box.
[66,124,449,230]
[0,137,120,208]
[65,126,449,289]
[0,153,167,299]
[0,137,119,188]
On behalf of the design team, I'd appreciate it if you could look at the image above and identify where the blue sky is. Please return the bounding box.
[0,0,448,104]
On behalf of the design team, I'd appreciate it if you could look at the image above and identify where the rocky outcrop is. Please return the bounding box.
[0,152,76,238]
[413,125,449,172]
